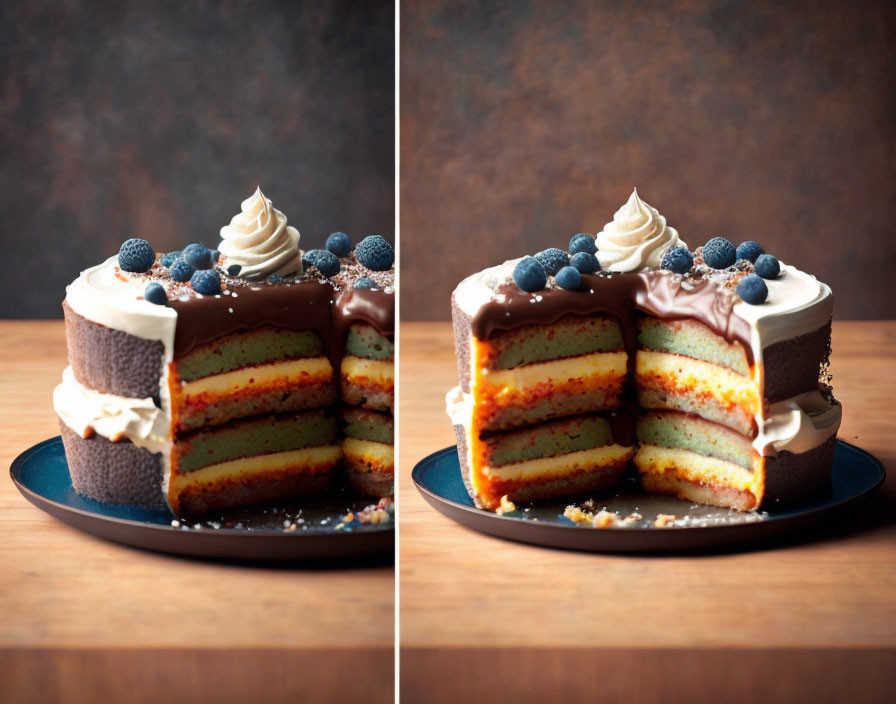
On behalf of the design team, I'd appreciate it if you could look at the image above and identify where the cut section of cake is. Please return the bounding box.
[448,189,840,512]
[54,188,395,515]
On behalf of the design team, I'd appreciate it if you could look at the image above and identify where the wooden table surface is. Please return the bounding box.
[0,321,394,704]
[399,321,896,703]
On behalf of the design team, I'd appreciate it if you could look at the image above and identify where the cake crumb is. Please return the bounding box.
[496,495,517,515]
[654,514,677,528]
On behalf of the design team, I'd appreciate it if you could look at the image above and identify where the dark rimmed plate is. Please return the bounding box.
[11,437,394,562]
[412,440,885,553]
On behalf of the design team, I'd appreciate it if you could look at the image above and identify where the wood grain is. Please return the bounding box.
[0,322,394,703]
[398,321,896,700]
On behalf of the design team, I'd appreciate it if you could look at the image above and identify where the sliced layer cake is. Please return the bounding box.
[448,189,840,512]
[54,188,395,515]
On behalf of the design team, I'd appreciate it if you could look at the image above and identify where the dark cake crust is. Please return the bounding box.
[763,322,832,402]
[59,420,166,509]
[762,432,838,506]
[63,301,164,401]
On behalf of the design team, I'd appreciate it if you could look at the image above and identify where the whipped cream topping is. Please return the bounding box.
[596,189,686,272]
[218,187,302,280]
[54,367,168,451]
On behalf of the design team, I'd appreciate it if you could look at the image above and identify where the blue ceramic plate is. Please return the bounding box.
[412,440,885,553]
[11,437,393,562]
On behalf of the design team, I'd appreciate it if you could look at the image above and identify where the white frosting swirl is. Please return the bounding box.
[596,188,686,272]
[218,187,302,279]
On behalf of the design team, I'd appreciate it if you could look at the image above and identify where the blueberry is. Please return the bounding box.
[118,238,155,273]
[736,240,764,263]
[569,233,597,255]
[737,273,768,304]
[660,246,694,275]
[159,253,175,268]
[183,243,213,270]
[302,249,325,270]
[144,283,167,305]
[316,251,340,277]
[190,269,220,295]
[513,256,547,293]
[169,258,195,282]
[534,248,569,276]
[226,263,242,277]
[555,266,582,291]
[570,251,600,274]
[168,250,182,261]
[702,237,737,269]
[754,254,780,279]
[326,232,352,257]
[355,235,394,271]
[353,277,376,290]
[210,249,220,265]
[266,273,283,285]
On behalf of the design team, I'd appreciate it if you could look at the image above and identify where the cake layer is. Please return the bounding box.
[478,315,623,370]
[340,356,394,412]
[173,410,338,474]
[341,408,394,444]
[175,327,324,382]
[59,421,166,509]
[171,358,336,432]
[481,414,614,468]
[347,468,394,498]
[636,411,759,471]
[63,301,165,401]
[343,437,394,474]
[635,350,759,435]
[638,317,750,376]
[345,323,394,361]
[634,444,761,509]
[473,351,627,432]
[167,445,341,515]
[640,471,758,511]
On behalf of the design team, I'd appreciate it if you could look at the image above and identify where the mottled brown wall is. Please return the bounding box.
[1,0,394,318]
[400,0,896,320]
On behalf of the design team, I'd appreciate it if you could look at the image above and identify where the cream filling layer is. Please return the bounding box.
[755,390,841,455]
[636,350,760,413]
[343,437,394,471]
[178,357,333,398]
[479,351,627,393]
[635,444,758,494]
[341,356,395,385]
[483,444,634,481]
[53,366,169,452]
[169,446,341,491]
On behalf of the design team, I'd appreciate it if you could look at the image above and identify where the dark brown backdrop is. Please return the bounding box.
[1,0,394,318]
[401,0,895,320]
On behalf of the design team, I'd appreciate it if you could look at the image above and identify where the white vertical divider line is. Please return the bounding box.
[393,0,401,701]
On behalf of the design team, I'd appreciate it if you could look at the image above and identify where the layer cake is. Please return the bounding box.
[448,189,840,511]
[54,188,394,515]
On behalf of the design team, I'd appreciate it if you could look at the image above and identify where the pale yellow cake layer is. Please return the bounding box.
[478,351,627,393]
[169,445,342,492]
[635,350,760,413]
[180,357,333,397]
[341,356,395,385]
[484,443,634,481]
[343,437,394,471]
[634,444,759,493]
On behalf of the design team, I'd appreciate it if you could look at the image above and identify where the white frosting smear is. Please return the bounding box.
[218,187,303,280]
[54,367,168,452]
[755,390,841,455]
[597,188,686,272]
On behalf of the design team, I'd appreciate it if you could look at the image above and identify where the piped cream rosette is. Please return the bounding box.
[596,188,686,272]
[218,187,303,280]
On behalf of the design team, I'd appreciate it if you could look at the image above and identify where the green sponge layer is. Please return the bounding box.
[484,414,614,467]
[638,317,750,376]
[345,324,394,360]
[341,407,394,444]
[175,410,338,473]
[177,327,324,381]
[636,411,755,470]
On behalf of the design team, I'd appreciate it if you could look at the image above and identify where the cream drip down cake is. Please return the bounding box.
[54,188,395,515]
[447,189,840,512]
